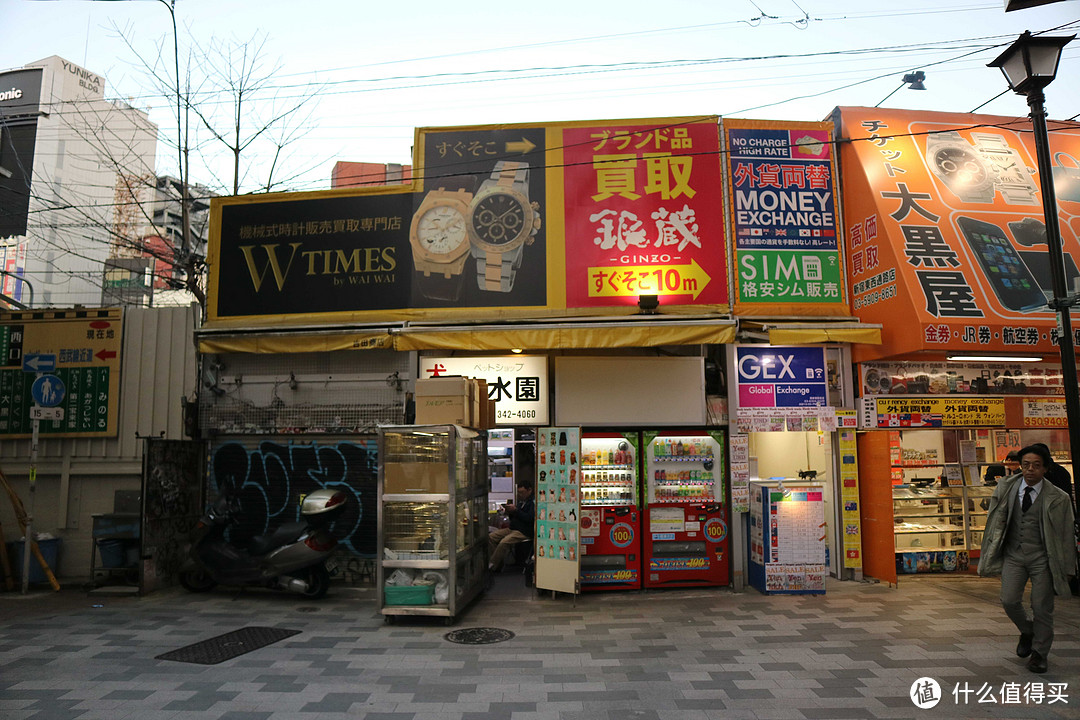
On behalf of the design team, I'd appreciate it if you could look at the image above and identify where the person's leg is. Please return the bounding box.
[1027,556,1055,658]
[488,528,510,564]
[1000,553,1033,639]
[490,530,526,571]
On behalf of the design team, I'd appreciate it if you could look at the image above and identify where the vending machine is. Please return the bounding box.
[578,432,641,590]
[642,430,728,588]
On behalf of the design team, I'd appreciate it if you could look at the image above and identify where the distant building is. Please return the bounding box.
[331,161,412,188]
[0,56,158,308]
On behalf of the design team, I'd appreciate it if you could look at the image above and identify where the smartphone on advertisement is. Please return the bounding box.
[956,216,1047,312]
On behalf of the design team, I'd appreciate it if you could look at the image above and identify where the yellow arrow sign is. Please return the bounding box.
[587,259,712,300]
[505,138,536,154]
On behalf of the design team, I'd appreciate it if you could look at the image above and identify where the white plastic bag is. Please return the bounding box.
[421,570,449,603]
[386,568,415,586]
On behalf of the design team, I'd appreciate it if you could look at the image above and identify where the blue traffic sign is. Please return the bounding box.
[31,374,65,408]
[23,353,57,373]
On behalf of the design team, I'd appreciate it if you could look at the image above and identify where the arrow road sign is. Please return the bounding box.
[31,374,65,408]
[23,353,56,373]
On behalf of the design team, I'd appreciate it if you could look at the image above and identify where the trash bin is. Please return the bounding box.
[9,538,61,584]
[97,538,129,568]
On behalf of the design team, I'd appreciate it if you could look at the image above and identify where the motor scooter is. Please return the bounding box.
[179,487,347,599]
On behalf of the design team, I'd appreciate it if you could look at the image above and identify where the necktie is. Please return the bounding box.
[1021,486,1033,513]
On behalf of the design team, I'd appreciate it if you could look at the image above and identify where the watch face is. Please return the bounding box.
[471,192,527,245]
[417,205,467,255]
[933,146,987,186]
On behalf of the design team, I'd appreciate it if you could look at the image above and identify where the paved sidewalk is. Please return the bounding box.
[1,573,1077,720]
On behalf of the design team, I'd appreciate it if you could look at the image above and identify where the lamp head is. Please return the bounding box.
[988,31,1074,95]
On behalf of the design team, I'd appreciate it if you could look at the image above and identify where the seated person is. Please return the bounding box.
[488,480,534,572]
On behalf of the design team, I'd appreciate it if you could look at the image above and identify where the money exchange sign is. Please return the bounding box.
[725,119,847,316]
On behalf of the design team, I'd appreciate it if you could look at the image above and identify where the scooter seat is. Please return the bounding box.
[247,521,308,555]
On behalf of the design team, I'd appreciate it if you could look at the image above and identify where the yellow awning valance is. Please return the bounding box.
[199,332,393,354]
[766,325,882,345]
[197,319,737,354]
[392,322,737,351]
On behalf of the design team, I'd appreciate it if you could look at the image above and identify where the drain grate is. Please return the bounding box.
[444,627,515,645]
[156,627,301,664]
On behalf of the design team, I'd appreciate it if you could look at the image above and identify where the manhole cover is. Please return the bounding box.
[444,627,515,645]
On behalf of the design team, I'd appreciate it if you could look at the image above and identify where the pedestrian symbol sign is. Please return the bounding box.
[31,374,65,408]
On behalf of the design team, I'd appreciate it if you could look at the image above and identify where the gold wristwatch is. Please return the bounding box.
[409,187,473,301]
[467,160,541,293]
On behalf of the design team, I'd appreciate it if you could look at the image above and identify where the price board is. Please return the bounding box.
[0,308,122,437]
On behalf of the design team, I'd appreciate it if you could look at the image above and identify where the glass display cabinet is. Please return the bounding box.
[377,425,487,623]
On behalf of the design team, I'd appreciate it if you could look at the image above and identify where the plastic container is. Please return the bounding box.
[9,538,61,584]
[383,583,435,606]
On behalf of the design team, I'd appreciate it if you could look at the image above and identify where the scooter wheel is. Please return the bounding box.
[179,568,217,593]
[298,564,331,599]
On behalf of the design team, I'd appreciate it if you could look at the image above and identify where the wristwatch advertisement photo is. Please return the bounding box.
[416,126,548,308]
[409,187,473,302]
[468,160,542,293]
[924,130,995,204]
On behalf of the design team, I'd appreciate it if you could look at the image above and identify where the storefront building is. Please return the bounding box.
[194,115,882,594]
[833,106,1080,585]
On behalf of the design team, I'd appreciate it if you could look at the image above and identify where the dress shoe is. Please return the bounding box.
[1016,633,1033,658]
[1027,651,1048,674]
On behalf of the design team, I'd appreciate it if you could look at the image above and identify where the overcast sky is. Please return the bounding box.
[3,0,1079,194]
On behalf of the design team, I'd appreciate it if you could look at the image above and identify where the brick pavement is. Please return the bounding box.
[1,573,1077,720]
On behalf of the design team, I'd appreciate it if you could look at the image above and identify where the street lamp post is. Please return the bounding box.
[989,31,1079,513]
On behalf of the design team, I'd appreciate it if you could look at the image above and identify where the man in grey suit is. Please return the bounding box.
[978,444,1075,673]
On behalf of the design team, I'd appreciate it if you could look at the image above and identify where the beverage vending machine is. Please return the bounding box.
[578,431,641,590]
[642,430,728,588]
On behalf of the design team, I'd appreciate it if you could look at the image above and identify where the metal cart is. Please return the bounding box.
[377,424,488,624]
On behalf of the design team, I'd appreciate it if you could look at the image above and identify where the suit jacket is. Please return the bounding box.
[978,473,1076,596]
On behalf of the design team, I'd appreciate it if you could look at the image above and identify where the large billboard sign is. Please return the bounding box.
[725,119,847,316]
[836,107,1080,360]
[0,68,43,240]
[207,116,730,327]
[558,118,727,308]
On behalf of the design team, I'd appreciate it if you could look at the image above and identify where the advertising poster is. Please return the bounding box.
[417,125,549,307]
[724,119,847,316]
[836,107,1080,361]
[535,426,581,594]
[729,433,750,513]
[837,427,862,570]
[559,117,728,309]
[875,397,1006,428]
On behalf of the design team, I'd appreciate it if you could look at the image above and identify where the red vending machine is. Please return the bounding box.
[643,430,728,588]
[578,432,641,590]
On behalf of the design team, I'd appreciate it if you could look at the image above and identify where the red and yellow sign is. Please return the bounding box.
[836,107,1080,361]
[559,117,728,308]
